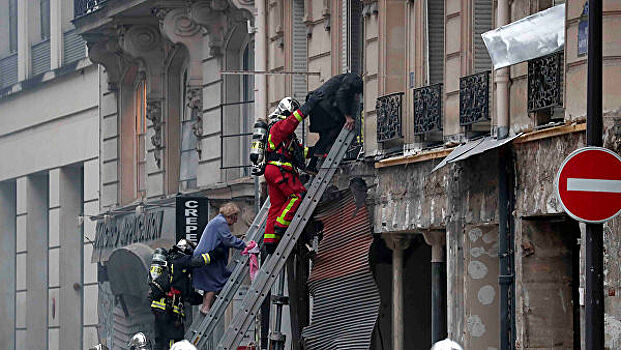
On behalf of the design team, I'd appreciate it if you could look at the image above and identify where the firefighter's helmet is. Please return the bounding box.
[430,339,463,350]
[268,97,300,125]
[127,332,152,350]
[170,340,198,350]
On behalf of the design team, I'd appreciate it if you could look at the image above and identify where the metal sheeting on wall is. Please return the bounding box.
[302,191,380,350]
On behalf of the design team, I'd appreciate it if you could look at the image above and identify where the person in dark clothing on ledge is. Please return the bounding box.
[305,72,363,174]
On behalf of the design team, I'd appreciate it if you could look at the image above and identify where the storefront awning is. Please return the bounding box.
[431,134,521,173]
[482,4,565,70]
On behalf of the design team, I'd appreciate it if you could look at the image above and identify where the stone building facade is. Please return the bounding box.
[43,0,621,349]
[0,0,101,349]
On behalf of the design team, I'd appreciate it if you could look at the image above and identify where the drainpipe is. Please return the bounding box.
[496,0,510,139]
[496,0,514,349]
[423,231,447,344]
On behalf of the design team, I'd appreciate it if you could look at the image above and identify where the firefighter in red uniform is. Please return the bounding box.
[262,96,321,254]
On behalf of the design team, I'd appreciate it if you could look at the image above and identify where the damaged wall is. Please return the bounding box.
[514,121,621,349]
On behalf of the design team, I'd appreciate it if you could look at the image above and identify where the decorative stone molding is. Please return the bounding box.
[322,0,330,31]
[190,0,252,56]
[423,230,447,263]
[85,34,125,90]
[384,233,412,251]
[186,87,203,159]
[146,100,163,168]
[159,7,205,86]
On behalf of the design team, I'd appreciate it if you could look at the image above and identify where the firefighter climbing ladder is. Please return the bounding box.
[187,126,354,349]
[217,127,355,350]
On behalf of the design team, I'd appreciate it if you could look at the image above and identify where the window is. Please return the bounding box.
[473,0,492,73]
[427,0,444,85]
[41,0,50,40]
[135,80,147,198]
[179,72,198,190]
[9,0,17,52]
[241,43,254,177]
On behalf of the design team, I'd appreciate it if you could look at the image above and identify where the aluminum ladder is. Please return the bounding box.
[215,127,355,350]
[185,197,270,347]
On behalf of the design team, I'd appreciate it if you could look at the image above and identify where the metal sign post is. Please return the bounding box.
[585,0,604,348]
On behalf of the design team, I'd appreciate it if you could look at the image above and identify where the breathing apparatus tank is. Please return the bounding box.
[250,119,269,176]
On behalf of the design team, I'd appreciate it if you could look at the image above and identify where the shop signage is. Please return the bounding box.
[176,197,209,244]
[94,210,164,250]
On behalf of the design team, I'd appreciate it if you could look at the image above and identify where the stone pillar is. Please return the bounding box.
[385,233,411,350]
[17,0,30,80]
[423,230,447,344]
[54,167,83,350]
[0,181,16,350]
[50,0,63,69]
[26,174,49,350]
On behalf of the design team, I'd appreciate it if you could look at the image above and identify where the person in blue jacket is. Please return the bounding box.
[193,202,247,315]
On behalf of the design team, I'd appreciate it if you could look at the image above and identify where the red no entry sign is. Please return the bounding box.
[555,147,621,223]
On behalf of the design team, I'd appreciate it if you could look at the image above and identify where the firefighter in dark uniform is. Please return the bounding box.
[148,239,222,350]
[262,96,321,254]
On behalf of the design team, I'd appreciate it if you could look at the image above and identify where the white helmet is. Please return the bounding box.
[127,332,151,350]
[88,345,109,350]
[268,97,300,124]
[431,339,463,350]
[170,340,198,350]
[176,238,196,255]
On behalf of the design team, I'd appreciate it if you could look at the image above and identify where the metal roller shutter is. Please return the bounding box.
[474,0,493,73]
[31,40,51,76]
[428,0,445,85]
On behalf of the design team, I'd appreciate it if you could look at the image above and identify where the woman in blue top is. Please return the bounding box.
[193,202,247,315]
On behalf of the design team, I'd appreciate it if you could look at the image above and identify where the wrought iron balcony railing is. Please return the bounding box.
[376,92,404,143]
[413,83,443,135]
[528,51,563,113]
[459,71,490,126]
[74,0,109,18]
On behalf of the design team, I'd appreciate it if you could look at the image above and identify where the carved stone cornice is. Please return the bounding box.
[159,7,204,85]
[190,0,252,56]
[86,35,124,90]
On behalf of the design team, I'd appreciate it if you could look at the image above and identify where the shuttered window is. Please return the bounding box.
[349,0,363,76]
[428,0,444,85]
[292,0,307,141]
[473,0,493,73]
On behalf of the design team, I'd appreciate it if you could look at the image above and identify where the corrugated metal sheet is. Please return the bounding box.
[63,29,86,65]
[31,40,51,76]
[302,191,380,350]
[0,53,18,88]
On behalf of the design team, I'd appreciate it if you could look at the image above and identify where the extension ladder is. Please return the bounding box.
[187,126,354,349]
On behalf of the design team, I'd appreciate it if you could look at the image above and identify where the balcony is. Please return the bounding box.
[413,83,443,135]
[74,0,110,18]
[460,71,490,126]
[376,92,404,143]
[528,51,563,113]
